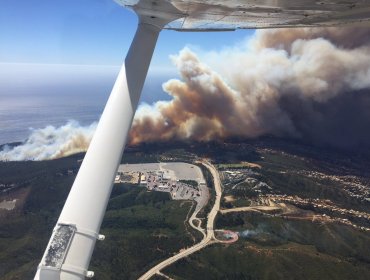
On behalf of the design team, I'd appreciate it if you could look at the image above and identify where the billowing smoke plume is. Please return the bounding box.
[2,27,370,161]
[130,27,370,148]
[253,27,370,51]
[0,121,96,161]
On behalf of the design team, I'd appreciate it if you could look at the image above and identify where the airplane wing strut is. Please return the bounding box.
[35,17,169,280]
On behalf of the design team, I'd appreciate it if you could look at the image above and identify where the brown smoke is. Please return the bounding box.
[129,27,370,148]
[2,27,370,161]
[253,27,370,51]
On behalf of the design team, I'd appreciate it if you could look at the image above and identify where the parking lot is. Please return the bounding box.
[117,162,209,210]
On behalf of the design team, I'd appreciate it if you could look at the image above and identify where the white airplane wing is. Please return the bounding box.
[116,0,370,30]
[35,1,370,279]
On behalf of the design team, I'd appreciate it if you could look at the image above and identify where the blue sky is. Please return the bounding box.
[0,0,255,70]
[0,0,255,144]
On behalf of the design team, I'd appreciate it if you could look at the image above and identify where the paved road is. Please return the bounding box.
[202,160,222,240]
[220,205,281,214]
[188,207,206,238]
[138,160,222,280]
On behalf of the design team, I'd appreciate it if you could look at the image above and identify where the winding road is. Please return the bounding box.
[138,160,222,280]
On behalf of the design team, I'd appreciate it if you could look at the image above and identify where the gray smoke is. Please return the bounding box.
[2,27,370,161]
[130,27,370,149]
[253,27,370,51]
[0,121,96,161]
[239,229,259,238]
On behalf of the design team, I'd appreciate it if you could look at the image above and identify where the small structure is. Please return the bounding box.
[140,174,147,185]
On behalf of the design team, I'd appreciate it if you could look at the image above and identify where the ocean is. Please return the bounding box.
[0,63,174,146]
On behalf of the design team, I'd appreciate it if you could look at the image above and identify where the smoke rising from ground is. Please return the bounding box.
[130,27,370,148]
[0,121,96,161]
[238,229,260,238]
[2,27,370,161]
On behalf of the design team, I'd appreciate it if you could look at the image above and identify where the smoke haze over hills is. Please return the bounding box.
[2,27,370,160]
[130,27,370,149]
[0,121,96,161]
